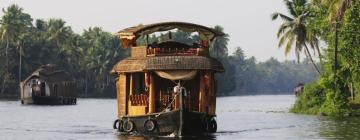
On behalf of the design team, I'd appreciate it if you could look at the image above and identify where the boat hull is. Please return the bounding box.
[21,96,77,105]
[115,110,216,136]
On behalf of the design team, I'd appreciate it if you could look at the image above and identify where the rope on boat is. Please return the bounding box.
[155,93,178,118]
[155,82,187,118]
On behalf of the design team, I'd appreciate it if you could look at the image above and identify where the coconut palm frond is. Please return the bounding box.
[285,34,294,55]
[284,0,298,17]
[272,12,294,21]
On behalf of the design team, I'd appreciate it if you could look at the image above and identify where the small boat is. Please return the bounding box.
[19,64,77,105]
[111,22,224,136]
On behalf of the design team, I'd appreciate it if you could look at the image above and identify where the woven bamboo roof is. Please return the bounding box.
[22,64,74,83]
[111,58,146,73]
[111,56,224,73]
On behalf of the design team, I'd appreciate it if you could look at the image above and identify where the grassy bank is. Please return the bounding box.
[291,80,360,117]
[289,0,360,118]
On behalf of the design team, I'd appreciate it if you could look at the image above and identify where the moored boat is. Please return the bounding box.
[111,22,224,136]
[20,64,77,105]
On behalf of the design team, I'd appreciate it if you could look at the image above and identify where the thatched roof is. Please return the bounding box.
[116,22,225,48]
[111,58,146,73]
[22,64,74,84]
[111,56,224,73]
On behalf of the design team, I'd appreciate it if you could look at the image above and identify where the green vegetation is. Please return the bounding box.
[272,0,321,74]
[0,4,128,98]
[291,82,325,114]
[137,25,318,96]
[230,57,317,94]
[274,0,359,117]
[0,4,318,98]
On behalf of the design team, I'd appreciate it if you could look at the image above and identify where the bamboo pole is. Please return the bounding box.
[128,74,133,114]
[210,72,216,115]
[149,73,155,113]
[130,74,133,96]
[178,83,184,136]
[199,72,205,112]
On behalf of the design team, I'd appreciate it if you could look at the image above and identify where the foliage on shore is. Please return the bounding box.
[0,4,318,98]
[284,0,360,117]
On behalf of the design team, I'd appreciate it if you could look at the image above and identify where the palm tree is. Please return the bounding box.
[83,27,120,90]
[16,32,31,86]
[312,0,354,91]
[0,4,32,94]
[313,0,353,21]
[211,25,229,59]
[272,0,321,74]
[45,18,73,65]
[46,19,72,47]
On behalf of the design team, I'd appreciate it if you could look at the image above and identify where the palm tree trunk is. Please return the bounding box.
[5,38,9,69]
[334,22,339,94]
[350,82,354,100]
[1,39,9,94]
[304,44,321,75]
[1,74,6,95]
[85,71,88,96]
[316,45,323,63]
[19,46,22,83]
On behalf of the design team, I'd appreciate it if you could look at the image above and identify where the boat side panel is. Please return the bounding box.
[117,74,127,117]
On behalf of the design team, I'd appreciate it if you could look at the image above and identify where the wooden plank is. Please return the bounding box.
[117,74,127,117]
[128,106,147,116]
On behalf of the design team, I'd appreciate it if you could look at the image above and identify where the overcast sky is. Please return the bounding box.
[0,0,301,61]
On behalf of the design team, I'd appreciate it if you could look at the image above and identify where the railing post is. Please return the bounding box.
[178,86,184,136]
[149,73,155,113]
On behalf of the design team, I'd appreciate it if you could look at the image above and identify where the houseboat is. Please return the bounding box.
[20,64,77,105]
[111,22,224,136]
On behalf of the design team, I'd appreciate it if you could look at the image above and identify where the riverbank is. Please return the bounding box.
[291,81,360,117]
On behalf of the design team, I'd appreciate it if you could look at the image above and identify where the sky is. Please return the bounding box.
[0,0,301,61]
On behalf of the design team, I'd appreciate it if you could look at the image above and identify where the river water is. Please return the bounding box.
[1,95,360,140]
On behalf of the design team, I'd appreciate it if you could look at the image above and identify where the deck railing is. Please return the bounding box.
[129,94,148,106]
[130,46,210,57]
[146,47,209,57]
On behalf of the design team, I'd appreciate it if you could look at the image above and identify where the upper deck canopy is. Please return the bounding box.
[117,22,225,48]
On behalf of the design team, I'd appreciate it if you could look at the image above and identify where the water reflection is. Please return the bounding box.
[320,117,360,140]
[116,135,216,140]
[2,96,360,139]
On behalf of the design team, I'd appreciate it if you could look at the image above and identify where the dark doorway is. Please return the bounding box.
[41,82,46,96]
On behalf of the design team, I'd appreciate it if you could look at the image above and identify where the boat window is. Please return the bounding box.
[40,82,46,96]
[53,84,58,96]
[132,73,146,94]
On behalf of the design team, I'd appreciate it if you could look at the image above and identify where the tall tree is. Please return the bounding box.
[45,18,73,65]
[81,27,124,94]
[313,0,354,21]
[272,0,321,74]
[210,25,229,59]
[0,4,32,94]
[312,0,354,93]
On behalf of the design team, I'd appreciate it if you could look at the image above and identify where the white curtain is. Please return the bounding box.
[155,70,197,81]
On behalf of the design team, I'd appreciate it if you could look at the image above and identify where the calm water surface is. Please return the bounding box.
[1,95,360,140]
